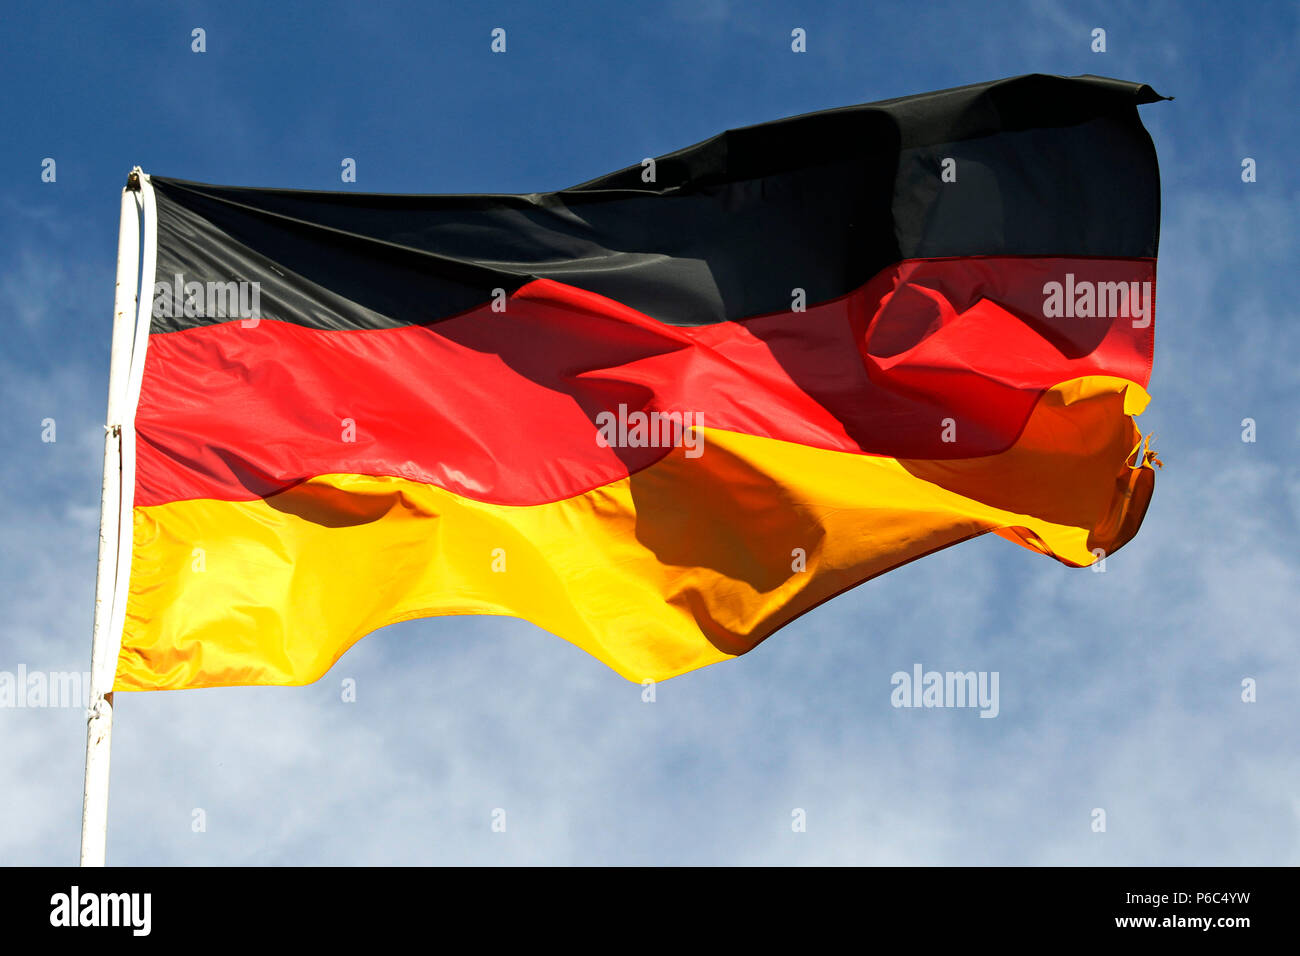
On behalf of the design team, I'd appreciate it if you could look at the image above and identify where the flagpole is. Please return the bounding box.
[80,172,143,866]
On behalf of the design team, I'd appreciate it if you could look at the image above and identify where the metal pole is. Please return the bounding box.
[80,175,142,866]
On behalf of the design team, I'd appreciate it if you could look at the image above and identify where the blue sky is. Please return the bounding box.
[1,0,1296,864]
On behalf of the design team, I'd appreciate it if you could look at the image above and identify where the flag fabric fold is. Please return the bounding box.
[114,73,1165,689]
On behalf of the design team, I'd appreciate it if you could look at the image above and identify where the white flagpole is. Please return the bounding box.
[80,171,143,866]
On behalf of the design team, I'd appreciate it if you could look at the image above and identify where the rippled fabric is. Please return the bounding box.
[116,74,1166,690]
[118,378,1157,689]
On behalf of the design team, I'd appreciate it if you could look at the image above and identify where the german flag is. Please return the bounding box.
[114,74,1165,690]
